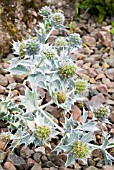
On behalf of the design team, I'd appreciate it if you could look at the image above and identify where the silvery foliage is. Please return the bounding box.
[0,6,114,167]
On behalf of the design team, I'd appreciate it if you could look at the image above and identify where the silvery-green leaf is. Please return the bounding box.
[65,152,75,167]
[63,116,74,131]
[102,149,114,165]
[82,108,88,124]
[59,144,72,152]
[81,131,93,143]
[82,120,98,132]
[9,65,30,75]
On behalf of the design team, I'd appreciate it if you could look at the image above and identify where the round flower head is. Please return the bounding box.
[43,48,57,60]
[51,12,65,26]
[67,33,82,49]
[39,6,52,17]
[72,141,89,159]
[35,125,51,140]
[56,91,67,104]
[55,37,67,48]
[94,105,110,121]
[58,63,76,79]
[26,39,40,56]
[75,79,87,93]
[19,42,26,58]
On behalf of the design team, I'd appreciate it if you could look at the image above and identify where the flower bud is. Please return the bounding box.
[51,12,65,25]
[43,48,56,59]
[75,79,87,93]
[56,91,67,104]
[39,6,52,17]
[72,141,89,158]
[26,39,40,56]
[94,105,109,121]
[36,125,51,140]
[58,64,76,79]
[19,42,26,58]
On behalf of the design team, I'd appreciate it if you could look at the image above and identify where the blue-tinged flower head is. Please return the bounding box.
[51,12,65,26]
[26,39,40,56]
[67,33,82,49]
[39,6,52,17]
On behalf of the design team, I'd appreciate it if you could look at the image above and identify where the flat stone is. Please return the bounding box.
[102,165,114,170]
[105,68,114,81]
[0,74,8,87]
[86,166,98,170]
[42,161,56,168]
[96,84,108,95]
[33,152,42,163]
[31,163,43,170]
[7,152,26,169]
[71,105,81,121]
[3,162,16,170]
[20,146,34,158]
[98,30,111,47]
[82,36,96,47]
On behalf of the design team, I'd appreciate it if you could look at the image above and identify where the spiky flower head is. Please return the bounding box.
[51,12,65,25]
[75,79,87,93]
[72,141,89,159]
[19,42,26,58]
[39,6,52,17]
[58,64,76,79]
[35,125,51,140]
[67,33,82,49]
[43,48,57,60]
[56,91,67,104]
[94,105,110,121]
[55,37,67,48]
[26,39,40,56]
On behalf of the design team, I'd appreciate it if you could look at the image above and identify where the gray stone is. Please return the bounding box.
[86,166,98,170]
[82,36,96,47]
[31,163,43,170]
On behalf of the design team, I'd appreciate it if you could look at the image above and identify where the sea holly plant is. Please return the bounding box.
[0,6,114,167]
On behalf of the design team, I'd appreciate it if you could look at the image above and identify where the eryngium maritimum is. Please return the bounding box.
[58,64,76,79]
[51,12,65,25]
[36,125,51,140]
[43,48,57,59]
[94,105,109,121]
[67,33,82,49]
[72,141,89,158]
[26,39,40,56]
[55,37,67,48]
[39,6,52,17]
[19,42,26,58]
[56,91,67,104]
[75,79,87,93]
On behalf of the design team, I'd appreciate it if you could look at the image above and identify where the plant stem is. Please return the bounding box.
[36,58,44,68]
[38,108,64,133]
[40,100,53,109]
[46,27,55,41]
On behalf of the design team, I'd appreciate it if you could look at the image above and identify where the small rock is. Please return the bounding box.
[7,152,26,169]
[106,99,114,105]
[88,68,97,78]
[0,74,8,87]
[92,149,103,159]
[50,167,58,170]
[102,62,110,70]
[42,161,56,168]
[20,146,34,158]
[105,68,114,81]
[86,166,98,170]
[90,93,106,104]
[25,158,35,170]
[109,111,114,123]
[95,73,106,80]
[102,165,114,170]
[106,82,114,88]
[0,85,6,94]
[71,105,81,121]
[41,154,48,163]
[98,30,111,47]
[31,163,43,170]
[33,152,42,163]
[4,162,16,170]
[96,84,108,95]
[96,159,104,168]
[82,36,96,47]
[88,158,96,166]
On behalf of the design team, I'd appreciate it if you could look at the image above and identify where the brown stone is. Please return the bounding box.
[96,84,108,95]
[102,165,114,170]
[82,36,96,47]
[105,68,114,81]
[98,30,111,47]
[4,162,16,170]
[109,111,114,123]
[71,105,81,121]
[0,85,5,94]
[0,74,8,87]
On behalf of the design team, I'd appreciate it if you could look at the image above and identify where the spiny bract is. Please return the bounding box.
[51,12,65,25]
[94,105,109,121]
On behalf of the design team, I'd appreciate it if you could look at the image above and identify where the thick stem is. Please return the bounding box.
[38,108,64,133]
[40,100,53,109]
[46,27,55,41]
[36,58,44,68]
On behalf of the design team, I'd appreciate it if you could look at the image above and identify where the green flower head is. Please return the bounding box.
[19,42,26,58]
[35,125,51,140]
[72,141,89,159]
[75,79,87,93]
[43,48,57,60]
[56,91,67,104]
[58,64,76,79]
[39,6,52,17]
[55,37,67,48]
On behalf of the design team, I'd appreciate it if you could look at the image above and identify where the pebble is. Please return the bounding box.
[102,165,114,170]
[3,162,16,170]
